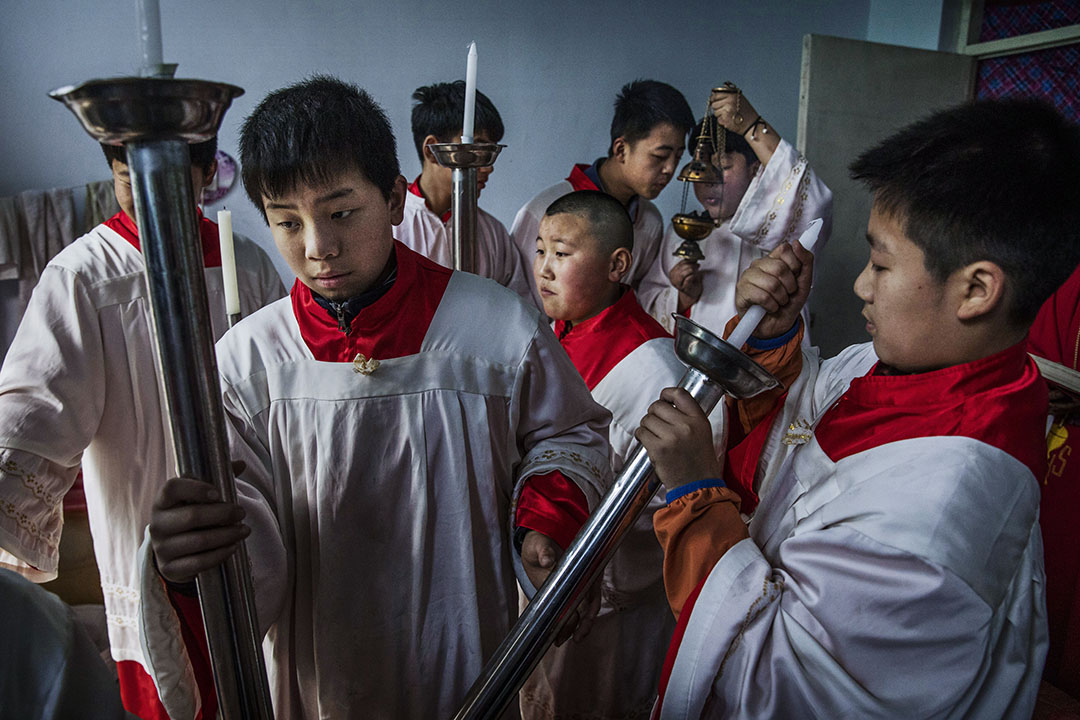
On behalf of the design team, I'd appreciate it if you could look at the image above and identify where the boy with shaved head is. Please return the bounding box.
[524,190,721,719]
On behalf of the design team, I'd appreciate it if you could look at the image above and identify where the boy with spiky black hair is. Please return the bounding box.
[0,136,284,720]
[511,79,695,311]
[395,80,530,298]
[140,75,610,720]
[638,98,1080,719]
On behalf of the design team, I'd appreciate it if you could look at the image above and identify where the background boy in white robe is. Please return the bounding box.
[0,137,285,720]
[636,86,832,339]
[141,76,612,720]
[510,80,695,310]
[395,81,531,298]
[522,189,721,720]
[636,98,1080,719]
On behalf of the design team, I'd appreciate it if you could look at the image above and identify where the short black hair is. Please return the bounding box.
[411,81,505,165]
[609,80,695,156]
[101,137,218,173]
[850,98,1080,325]
[239,75,400,220]
[544,190,633,255]
[689,115,756,166]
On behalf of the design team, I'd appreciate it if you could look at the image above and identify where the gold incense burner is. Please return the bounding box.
[671,84,741,262]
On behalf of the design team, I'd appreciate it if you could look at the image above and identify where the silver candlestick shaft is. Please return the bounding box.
[427,142,504,273]
[50,78,274,720]
[452,315,779,720]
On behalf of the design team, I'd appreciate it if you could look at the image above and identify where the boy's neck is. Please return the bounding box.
[418,168,452,217]
[596,159,636,208]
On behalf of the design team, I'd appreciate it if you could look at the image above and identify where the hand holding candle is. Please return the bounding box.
[725,218,822,349]
[462,41,478,143]
[217,209,241,322]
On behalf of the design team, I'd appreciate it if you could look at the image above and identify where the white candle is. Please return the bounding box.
[725,218,824,350]
[136,0,164,72]
[462,41,478,143]
[217,210,240,316]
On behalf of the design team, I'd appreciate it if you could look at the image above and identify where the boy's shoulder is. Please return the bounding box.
[427,268,544,364]
[48,223,143,282]
[215,295,297,380]
[518,178,575,218]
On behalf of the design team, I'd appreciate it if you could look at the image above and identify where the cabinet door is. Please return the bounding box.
[797,34,975,357]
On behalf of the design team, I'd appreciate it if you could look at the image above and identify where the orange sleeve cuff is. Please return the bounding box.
[653,485,748,618]
[723,315,804,436]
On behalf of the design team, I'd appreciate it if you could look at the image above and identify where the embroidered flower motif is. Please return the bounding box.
[782,418,814,446]
[352,353,380,375]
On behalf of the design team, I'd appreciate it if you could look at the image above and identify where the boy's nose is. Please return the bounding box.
[853,262,872,301]
[305,225,339,260]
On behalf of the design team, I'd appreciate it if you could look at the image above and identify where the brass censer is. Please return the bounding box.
[671,85,739,263]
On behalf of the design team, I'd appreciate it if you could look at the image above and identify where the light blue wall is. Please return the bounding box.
[866,0,946,50]
[2,0,877,281]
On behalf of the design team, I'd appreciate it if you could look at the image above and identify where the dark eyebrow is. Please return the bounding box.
[265,187,354,211]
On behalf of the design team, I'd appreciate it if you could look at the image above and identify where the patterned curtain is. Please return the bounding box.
[975,0,1080,123]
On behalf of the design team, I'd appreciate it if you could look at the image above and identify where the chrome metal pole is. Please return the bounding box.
[452,315,779,720]
[450,167,479,273]
[127,140,274,720]
[452,367,723,720]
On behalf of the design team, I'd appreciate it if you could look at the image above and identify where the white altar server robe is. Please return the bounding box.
[656,343,1047,720]
[141,247,611,720]
[0,222,283,671]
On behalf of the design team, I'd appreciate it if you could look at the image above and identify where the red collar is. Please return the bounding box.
[408,176,452,224]
[566,164,600,192]
[103,210,223,267]
[554,287,671,390]
[290,240,452,363]
[816,341,1048,478]
[1028,263,1080,370]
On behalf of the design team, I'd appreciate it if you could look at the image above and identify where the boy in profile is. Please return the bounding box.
[636,98,1080,719]
[0,138,285,720]
[523,189,721,720]
[140,76,611,719]
[396,81,531,299]
[511,79,694,310]
[637,85,831,338]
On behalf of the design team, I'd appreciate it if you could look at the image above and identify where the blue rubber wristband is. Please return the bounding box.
[745,318,800,350]
[665,478,727,505]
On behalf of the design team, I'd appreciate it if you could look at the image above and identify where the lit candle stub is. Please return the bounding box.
[136,0,164,72]
[462,41,478,143]
[217,210,241,317]
[725,218,824,350]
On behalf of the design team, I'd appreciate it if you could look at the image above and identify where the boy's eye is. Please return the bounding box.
[555,251,568,258]
[871,263,885,272]
[276,220,299,230]
[331,209,353,220]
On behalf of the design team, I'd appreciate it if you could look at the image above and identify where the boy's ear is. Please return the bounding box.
[201,159,219,188]
[608,247,632,282]
[611,136,629,163]
[955,260,1007,322]
[421,135,442,165]
[388,175,408,226]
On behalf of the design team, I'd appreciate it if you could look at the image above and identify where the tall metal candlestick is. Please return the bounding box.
[427,141,505,273]
[50,77,273,720]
